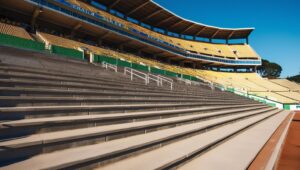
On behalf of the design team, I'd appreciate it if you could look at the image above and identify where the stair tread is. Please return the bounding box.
[99,110,288,170]
[1,109,280,170]
[177,110,290,170]
[0,106,271,149]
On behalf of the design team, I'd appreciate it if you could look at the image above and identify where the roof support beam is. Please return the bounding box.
[31,7,43,31]
[118,40,131,46]
[108,0,121,9]
[98,31,110,40]
[127,1,151,16]
[141,9,163,22]
[195,27,207,36]
[227,30,236,39]
[211,30,220,39]
[180,23,195,34]
[155,15,175,27]
[168,20,185,29]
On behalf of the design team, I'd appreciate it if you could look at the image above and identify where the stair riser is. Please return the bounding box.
[0,98,254,107]
[0,103,253,120]
[0,105,267,139]
[0,108,276,167]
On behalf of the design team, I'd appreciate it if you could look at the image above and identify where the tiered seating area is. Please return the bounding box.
[66,0,259,60]
[38,31,300,104]
[38,32,192,75]
[199,71,300,103]
[0,22,32,40]
[271,79,300,91]
[0,51,290,169]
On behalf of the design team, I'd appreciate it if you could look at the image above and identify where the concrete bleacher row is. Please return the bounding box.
[66,0,259,60]
[0,51,290,169]
[37,31,300,104]
[0,22,32,40]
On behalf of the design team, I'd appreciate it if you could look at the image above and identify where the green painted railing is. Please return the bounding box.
[51,45,83,60]
[0,33,45,51]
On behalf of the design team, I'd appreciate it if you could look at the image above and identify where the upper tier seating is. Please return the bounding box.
[0,22,32,40]
[66,0,259,60]
[38,32,191,76]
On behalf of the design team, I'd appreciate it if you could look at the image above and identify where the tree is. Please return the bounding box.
[257,59,282,78]
[287,75,300,83]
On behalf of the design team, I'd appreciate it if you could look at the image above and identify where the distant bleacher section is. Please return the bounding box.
[0,22,32,40]
[199,71,300,104]
[66,0,259,60]
[0,21,45,51]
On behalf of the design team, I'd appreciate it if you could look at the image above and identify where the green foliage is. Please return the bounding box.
[287,74,300,83]
[257,59,282,78]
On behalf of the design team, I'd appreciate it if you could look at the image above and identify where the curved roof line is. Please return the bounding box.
[94,0,255,39]
[151,0,255,31]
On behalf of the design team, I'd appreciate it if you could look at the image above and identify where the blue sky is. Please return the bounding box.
[154,0,300,77]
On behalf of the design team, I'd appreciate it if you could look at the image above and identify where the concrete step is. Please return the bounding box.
[0,64,211,93]
[0,108,280,169]
[0,95,254,107]
[0,87,252,104]
[0,69,194,95]
[177,110,290,170]
[99,110,288,170]
[0,102,260,120]
[0,78,233,99]
[0,64,234,96]
[0,73,227,98]
[0,105,268,138]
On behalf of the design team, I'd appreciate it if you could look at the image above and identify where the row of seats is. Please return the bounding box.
[38,32,192,75]
[66,0,259,60]
[0,22,32,40]
[271,79,300,91]
[199,71,300,103]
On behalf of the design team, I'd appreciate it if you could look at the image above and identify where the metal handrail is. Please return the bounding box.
[124,67,148,85]
[124,67,173,90]
[102,62,118,72]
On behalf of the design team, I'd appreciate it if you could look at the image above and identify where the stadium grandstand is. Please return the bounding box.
[0,0,299,169]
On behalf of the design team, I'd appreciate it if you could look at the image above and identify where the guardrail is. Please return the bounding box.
[124,67,173,90]
[102,62,118,72]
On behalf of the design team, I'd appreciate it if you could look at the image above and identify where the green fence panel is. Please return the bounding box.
[0,33,45,51]
[191,76,198,81]
[95,55,117,65]
[283,104,290,110]
[51,45,83,60]
[165,70,178,77]
[117,59,131,67]
[150,67,165,75]
[93,55,98,62]
[182,74,191,80]
[131,63,149,72]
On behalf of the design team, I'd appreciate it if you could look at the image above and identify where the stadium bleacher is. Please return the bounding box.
[65,0,259,60]
[0,22,32,40]
[0,0,299,168]
[0,51,290,169]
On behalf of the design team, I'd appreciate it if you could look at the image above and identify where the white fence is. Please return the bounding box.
[124,67,173,90]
